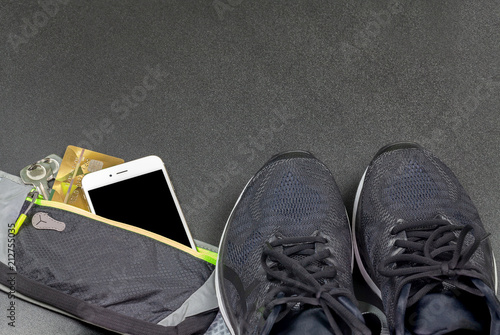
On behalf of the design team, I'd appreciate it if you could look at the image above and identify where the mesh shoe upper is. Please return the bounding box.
[216,152,368,335]
[354,144,498,333]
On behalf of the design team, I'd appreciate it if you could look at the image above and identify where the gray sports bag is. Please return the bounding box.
[0,170,229,335]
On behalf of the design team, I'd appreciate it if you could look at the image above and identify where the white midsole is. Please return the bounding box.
[351,168,383,298]
[215,176,254,335]
[494,251,498,295]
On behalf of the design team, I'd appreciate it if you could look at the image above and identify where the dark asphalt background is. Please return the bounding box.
[1,1,499,333]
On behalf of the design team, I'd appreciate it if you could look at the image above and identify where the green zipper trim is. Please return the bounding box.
[25,196,218,265]
[196,248,218,265]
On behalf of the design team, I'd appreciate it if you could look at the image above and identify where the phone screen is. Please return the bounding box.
[87,170,191,247]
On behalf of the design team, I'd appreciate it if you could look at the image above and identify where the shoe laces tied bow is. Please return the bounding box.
[260,235,370,335]
[379,218,491,308]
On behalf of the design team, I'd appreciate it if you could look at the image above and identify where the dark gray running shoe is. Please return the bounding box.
[353,143,500,334]
[216,152,371,335]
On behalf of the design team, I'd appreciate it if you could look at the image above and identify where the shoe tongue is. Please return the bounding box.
[405,290,485,334]
[270,298,365,335]
[338,296,365,322]
[269,308,337,335]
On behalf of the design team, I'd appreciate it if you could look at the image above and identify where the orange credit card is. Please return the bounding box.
[50,145,124,211]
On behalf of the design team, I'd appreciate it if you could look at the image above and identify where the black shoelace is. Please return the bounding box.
[379,218,490,308]
[260,235,371,335]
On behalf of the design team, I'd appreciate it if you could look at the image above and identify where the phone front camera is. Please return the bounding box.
[109,174,112,177]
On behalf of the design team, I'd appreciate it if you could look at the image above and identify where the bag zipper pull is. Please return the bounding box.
[12,191,39,235]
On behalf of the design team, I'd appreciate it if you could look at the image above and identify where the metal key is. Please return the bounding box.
[20,163,51,199]
[20,154,63,200]
[37,154,62,181]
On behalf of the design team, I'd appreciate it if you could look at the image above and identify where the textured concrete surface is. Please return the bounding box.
[1,1,499,333]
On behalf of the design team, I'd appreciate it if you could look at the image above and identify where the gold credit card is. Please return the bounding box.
[51,145,124,211]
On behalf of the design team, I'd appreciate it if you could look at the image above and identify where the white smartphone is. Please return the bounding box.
[82,155,197,251]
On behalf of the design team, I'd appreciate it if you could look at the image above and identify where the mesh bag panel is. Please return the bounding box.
[15,206,214,324]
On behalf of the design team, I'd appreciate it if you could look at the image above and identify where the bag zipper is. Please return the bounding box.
[14,192,218,265]
[11,190,40,235]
